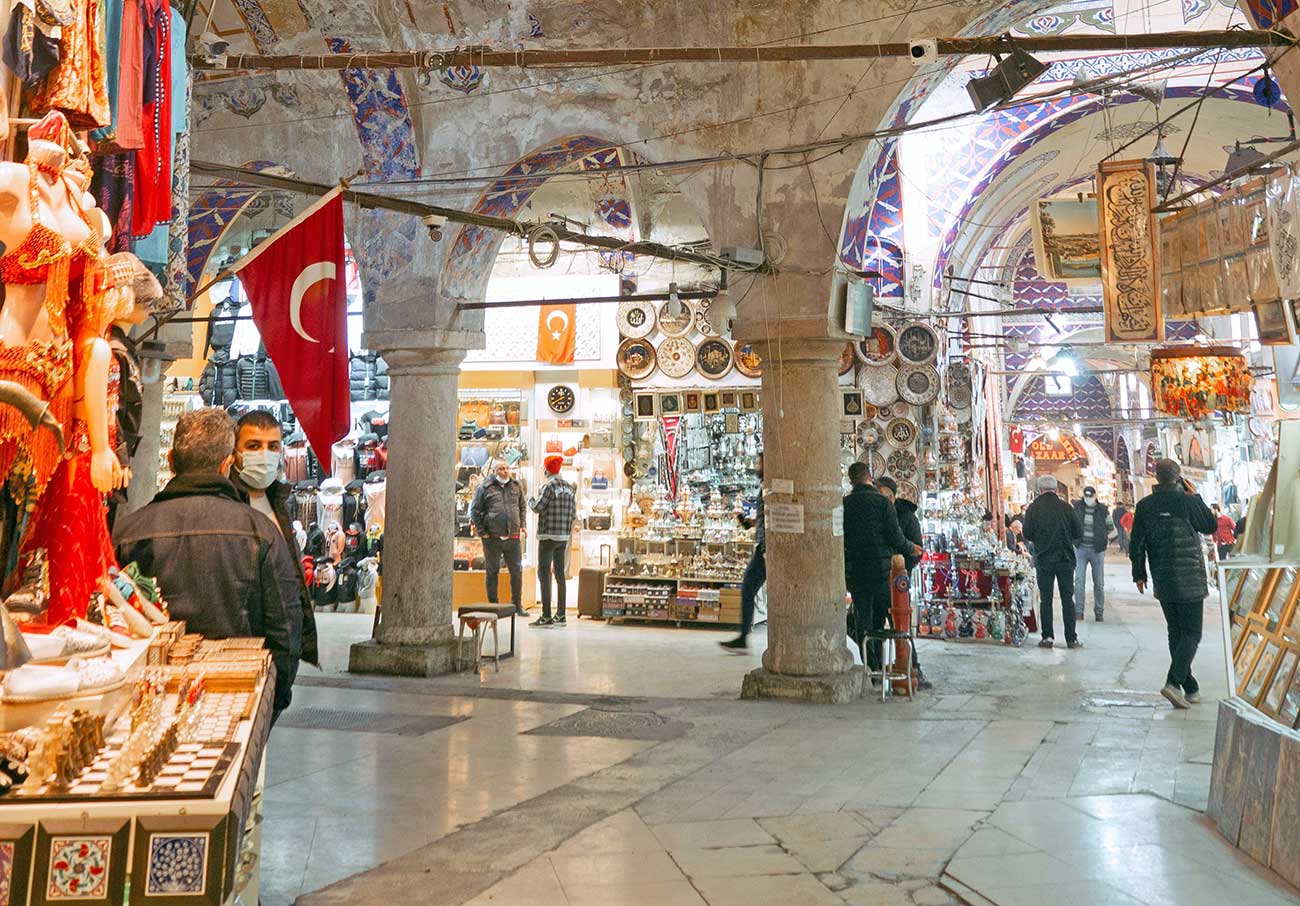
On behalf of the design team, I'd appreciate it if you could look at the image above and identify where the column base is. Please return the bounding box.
[348,637,475,677]
[740,667,864,704]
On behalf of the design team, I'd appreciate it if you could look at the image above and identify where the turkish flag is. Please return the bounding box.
[536,303,576,364]
[1009,426,1025,454]
[232,189,350,471]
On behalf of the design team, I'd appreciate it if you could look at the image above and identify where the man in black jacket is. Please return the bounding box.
[1072,486,1110,622]
[231,409,319,669]
[843,463,917,671]
[1023,475,1084,650]
[113,408,302,715]
[1129,459,1218,710]
[470,460,528,615]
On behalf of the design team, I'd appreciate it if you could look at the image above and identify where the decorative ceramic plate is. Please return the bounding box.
[886,417,917,447]
[858,448,887,476]
[898,480,919,504]
[622,443,636,463]
[617,300,656,339]
[547,384,575,414]
[887,449,918,479]
[876,405,894,419]
[619,387,634,405]
[696,337,734,379]
[896,321,940,365]
[858,424,883,451]
[946,362,973,409]
[862,364,900,406]
[839,342,856,376]
[861,403,878,421]
[658,336,696,378]
[617,337,657,380]
[695,299,722,336]
[623,461,638,477]
[656,301,692,338]
[734,341,763,378]
[896,364,941,405]
[857,325,897,366]
[954,406,973,425]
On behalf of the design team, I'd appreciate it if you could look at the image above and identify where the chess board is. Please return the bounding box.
[18,739,240,802]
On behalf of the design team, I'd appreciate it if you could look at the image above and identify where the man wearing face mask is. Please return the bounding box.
[231,410,319,670]
[112,408,303,717]
[1071,485,1110,622]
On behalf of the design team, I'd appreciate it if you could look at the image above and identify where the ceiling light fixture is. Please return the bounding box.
[664,282,686,319]
[966,37,1047,112]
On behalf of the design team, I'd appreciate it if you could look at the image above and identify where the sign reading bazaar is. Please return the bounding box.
[1027,434,1090,464]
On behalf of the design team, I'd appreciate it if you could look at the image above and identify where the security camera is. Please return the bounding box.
[908,38,938,67]
[423,213,447,242]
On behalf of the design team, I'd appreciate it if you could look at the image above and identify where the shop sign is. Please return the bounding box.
[1098,160,1163,344]
[1027,434,1088,464]
[767,503,805,534]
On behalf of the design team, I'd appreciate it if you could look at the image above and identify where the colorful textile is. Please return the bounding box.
[30,0,110,128]
[91,152,135,254]
[131,0,169,236]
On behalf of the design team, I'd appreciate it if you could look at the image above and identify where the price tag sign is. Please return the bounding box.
[832,505,844,537]
[768,503,805,534]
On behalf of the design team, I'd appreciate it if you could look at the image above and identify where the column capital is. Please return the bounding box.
[746,333,848,366]
[362,329,480,376]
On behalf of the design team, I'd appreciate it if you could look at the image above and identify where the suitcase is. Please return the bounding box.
[577,545,610,619]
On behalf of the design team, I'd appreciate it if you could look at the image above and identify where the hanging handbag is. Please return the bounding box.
[506,402,521,426]
[546,437,563,454]
[490,404,508,426]
[591,468,609,490]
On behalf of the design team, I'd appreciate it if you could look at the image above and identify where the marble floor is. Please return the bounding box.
[260,559,1300,906]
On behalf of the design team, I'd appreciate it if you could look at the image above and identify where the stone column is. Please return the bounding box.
[350,331,478,676]
[738,329,862,704]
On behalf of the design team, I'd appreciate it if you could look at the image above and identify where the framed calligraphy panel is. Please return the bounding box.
[1098,159,1163,343]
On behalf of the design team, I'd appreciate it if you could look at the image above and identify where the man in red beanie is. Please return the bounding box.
[529,454,577,625]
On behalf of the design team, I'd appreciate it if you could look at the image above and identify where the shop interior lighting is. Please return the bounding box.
[1050,349,1079,377]
[1225,141,1280,176]
[1073,422,1083,436]
[1046,426,1061,440]
[708,287,738,333]
[664,282,686,319]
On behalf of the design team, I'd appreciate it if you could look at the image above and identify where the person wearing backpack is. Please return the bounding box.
[1128,459,1218,710]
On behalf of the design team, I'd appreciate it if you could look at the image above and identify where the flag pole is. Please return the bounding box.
[184,186,346,305]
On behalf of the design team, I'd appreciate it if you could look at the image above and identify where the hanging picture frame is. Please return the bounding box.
[683,390,703,413]
[658,392,683,416]
[841,389,865,419]
[634,392,657,419]
[703,391,721,414]
[1253,297,1293,345]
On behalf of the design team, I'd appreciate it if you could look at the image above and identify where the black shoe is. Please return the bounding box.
[515,606,529,617]
[1095,612,1104,623]
[1038,638,1054,649]
[1067,639,1083,649]
[719,637,748,653]
[916,675,934,691]
[553,615,567,626]
[530,616,553,627]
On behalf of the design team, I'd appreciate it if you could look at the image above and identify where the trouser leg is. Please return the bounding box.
[553,542,568,617]
[482,538,502,603]
[865,573,889,672]
[537,539,555,618]
[503,538,523,608]
[1091,549,1105,615]
[739,544,765,636]
[1036,567,1056,640]
[1161,600,1202,693]
[1074,549,1088,617]
[1058,562,1077,644]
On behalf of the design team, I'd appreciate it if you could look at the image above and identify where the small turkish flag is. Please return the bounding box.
[1009,426,1025,454]
[231,188,350,471]
[536,303,576,364]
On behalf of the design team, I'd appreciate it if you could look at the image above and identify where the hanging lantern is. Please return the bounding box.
[1150,346,1253,421]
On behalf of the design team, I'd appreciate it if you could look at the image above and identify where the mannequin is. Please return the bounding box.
[0,112,104,500]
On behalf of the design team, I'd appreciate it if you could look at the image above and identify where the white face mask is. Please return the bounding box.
[239,450,281,490]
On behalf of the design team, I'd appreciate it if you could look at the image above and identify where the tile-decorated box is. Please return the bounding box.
[130,815,229,906]
[32,819,128,906]
[0,823,35,906]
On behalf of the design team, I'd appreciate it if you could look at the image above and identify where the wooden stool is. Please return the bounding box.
[456,603,517,672]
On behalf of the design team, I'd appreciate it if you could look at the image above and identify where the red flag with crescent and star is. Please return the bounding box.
[229,188,350,471]
[536,303,576,364]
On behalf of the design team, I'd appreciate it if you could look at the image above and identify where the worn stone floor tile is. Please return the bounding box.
[760,812,876,844]
[465,858,568,906]
[842,846,954,882]
[548,850,685,889]
[553,808,664,856]
[946,851,1095,891]
[836,880,916,906]
[957,881,1149,906]
[670,844,805,879]
[562,880,707,906]
[692,873,842,906]
[651,818,775,851]
[783,836,870,874]
[953,827,1041,859]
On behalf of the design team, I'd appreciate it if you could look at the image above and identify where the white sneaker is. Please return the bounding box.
[1185,691,1202,704]
[1161,684,1191,710]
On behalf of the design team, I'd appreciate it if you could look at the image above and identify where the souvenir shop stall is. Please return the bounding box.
[0,14,280,905]
[595,294,764,625]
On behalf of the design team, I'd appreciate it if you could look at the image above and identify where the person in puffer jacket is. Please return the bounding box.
[1129,459,1217,711]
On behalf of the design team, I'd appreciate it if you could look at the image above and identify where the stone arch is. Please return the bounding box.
[441,133,660,322]
[186,160,288,294]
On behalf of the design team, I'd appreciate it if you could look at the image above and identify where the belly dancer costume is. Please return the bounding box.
[1,150,117,626]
